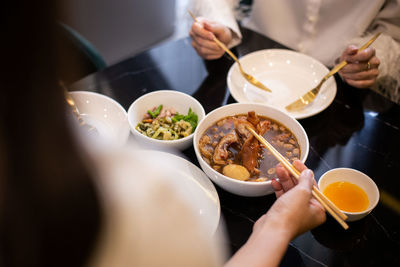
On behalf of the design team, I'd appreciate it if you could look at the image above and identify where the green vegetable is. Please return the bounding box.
[172,108,198,131]
[147,105,163,118]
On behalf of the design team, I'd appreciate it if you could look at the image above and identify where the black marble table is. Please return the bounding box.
[71,28,400,267]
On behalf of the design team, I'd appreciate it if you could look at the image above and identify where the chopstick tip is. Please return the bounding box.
[188,10,197,22]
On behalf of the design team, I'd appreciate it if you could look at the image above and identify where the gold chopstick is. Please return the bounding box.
[325,32,381,79]
[188,10,197,22]
[188,11,240,62]
[246,126,349,230]
[189,10,272,93]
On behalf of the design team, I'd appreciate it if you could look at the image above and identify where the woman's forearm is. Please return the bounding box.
[224,219,293,267]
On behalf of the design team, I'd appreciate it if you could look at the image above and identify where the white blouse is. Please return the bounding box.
[193,0,400,104]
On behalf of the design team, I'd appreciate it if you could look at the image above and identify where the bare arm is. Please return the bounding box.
[224,217,292,267]
[225,161,326,267]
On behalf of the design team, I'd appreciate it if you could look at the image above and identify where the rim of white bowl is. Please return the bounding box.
[318,167,380,215]
[70,91,130,146]
[128,90,206,144]
[70,91,128,115]
[193,102,310,185]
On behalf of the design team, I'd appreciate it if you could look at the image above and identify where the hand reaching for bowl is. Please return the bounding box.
[267,161,326,238]
[225,161,326,267]
[189,17,232,60]
[338,45,380,88]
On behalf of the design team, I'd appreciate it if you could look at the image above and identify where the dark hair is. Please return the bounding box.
[0,1,102,266]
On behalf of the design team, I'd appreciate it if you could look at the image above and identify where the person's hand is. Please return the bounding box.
[254,161,326,240]
[338,45,380,88]
[189,17,232,60]
[226,162,325,267]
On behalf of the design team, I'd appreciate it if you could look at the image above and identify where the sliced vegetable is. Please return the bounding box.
[147,104,163,118]
[137,106,198,141]
[172,108,198,130]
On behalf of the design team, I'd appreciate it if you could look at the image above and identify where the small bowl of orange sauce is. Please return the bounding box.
[318,168,379,222]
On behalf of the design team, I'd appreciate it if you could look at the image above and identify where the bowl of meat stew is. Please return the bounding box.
[193,103,309,197]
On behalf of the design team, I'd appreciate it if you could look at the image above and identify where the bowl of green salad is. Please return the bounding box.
[128,90,205,150]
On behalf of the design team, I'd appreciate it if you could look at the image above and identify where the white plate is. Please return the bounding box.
[227,49,337,119]
[70,91,130,146]
[140,150,220,234]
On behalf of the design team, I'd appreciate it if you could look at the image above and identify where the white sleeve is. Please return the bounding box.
[192,0,243,48]
[349,0,400,104]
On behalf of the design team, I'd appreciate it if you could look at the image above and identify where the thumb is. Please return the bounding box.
[203,21,226,37]
[344,45,358,56]
[297,169,314,192]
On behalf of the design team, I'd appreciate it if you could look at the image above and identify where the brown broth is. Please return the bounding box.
[199,114,300,181]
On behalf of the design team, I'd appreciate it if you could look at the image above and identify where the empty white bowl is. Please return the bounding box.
[69,91,130,146]
[193,103,309,197]
[128,90,205,151]
[318,168,379,222]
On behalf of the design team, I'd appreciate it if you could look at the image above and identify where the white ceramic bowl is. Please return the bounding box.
[70,91,130,146]
[318,168,379,222]
[193,103,309,197]
[128,90,205,150]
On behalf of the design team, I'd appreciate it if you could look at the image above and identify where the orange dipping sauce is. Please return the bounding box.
[323,181,369,212]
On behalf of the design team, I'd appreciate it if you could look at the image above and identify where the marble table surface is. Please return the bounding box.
[72,27,400,267]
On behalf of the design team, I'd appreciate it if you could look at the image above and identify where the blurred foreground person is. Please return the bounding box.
[1,1,325,266]
[0,1,101,266]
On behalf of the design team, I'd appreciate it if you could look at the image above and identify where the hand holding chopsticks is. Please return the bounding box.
[246,126,349,230]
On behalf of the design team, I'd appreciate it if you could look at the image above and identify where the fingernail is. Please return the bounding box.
[303,169,314,178]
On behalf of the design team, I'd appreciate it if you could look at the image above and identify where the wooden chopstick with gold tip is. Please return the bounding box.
[246,126,349,230]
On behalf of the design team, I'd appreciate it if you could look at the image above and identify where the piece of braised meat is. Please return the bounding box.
[233,112,261,175]
[213,130,239,165]
[233,117,255,143]
[199,134,213,159]
[257,120,271,136]
[218,117,235,131]
[247,111,260,126]
[240,135,260,175]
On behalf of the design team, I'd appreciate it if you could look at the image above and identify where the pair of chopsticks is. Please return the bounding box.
[246,126,349,230]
